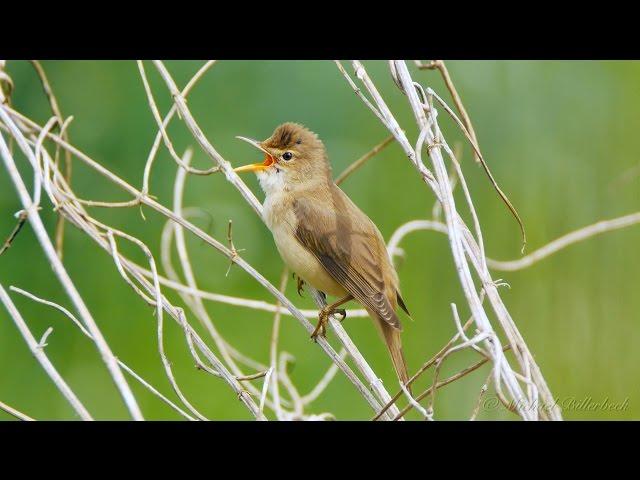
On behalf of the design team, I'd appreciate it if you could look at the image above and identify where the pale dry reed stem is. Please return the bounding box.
[278,353,304,418]
[151,60,399,419]
[9,286,196,420]
[142,60,217,194]
[1,106,265,420]
[427,87,526,250]
[394,61,537,419]
[0,282,93,420]
[269,269,289,419]
[0,399,34,421]
[392,348,509,421]
[0,122,144,420]
[415,60,482,164]
[387,214,640,273]
[4,60,633,420]
[151,60,263,215]
[339,60,555,420]
[137,61,219,179]
[2,97,381,419]
[106,229,207,421]
[168,152,279,410]
[301,349,347,406]
[372,316,475,421]
[29,60,72,259]
[486,212,640,271]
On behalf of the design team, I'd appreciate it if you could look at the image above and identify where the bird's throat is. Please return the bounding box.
[256,167,287,197]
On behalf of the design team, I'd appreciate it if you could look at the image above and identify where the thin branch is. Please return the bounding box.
[0,282,93,420]
[4,115,276,420]
[0,209,28,256]
[150,61,399,418]
[0,123,144,420]
[386,213,640,273]
[301,349,347,405]
[269,268,289,419]
[168,152,276,409]
[347,60,550,420]
[151,60,263,215]
[372,316,475,421]
[136,61,220,181]
[334,135,395,185]
[427,87,527,251]
[278,353,304,418]
[470,368,493,420]
[393,345,511,421]
[136,263,369,318]
[106,230,207,420]
[0,399,35,421]
[9,285,195,420]
[29,60,72,259]
[415,60,481,164]
[142,60,217,194]
[487,211,640,271]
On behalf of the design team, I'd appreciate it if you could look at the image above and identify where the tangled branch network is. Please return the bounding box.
[1,60,637,421]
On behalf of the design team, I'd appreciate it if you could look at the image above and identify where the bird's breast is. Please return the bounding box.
[263,194,346,298]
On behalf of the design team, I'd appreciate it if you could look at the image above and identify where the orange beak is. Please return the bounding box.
[234,136,275,173]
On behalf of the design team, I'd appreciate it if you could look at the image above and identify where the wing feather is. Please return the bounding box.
[292,186,402,329]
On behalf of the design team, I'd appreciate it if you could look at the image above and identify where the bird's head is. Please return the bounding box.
[234,123,331,195]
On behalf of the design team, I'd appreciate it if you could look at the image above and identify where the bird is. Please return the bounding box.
[234,123,411,388]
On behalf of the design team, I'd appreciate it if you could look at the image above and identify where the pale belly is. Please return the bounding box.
[271,223,347,298]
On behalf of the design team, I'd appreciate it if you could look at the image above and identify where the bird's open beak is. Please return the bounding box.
[234,136,275,173]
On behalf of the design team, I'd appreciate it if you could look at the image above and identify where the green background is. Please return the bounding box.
[1,61,638,420]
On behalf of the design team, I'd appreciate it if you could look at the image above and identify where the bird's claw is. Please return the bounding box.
[296,275,305,297]
[311,306,348,341]
[310,309,330,341]
[334,308,347,322]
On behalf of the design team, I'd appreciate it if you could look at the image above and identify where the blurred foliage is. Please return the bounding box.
[0,60,638,420]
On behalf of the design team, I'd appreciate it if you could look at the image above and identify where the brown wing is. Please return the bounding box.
[292,185,402,330]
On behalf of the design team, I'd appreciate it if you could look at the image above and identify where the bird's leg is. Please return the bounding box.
[311,294,353,341]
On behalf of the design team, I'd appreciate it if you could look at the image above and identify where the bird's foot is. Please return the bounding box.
[310,307,331,341]
[296,275,305,297]
[310,306,347,340]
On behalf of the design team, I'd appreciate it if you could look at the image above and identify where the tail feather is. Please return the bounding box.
[378,320,411,394]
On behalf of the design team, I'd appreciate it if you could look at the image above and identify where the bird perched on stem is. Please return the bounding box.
[234,123,411,388]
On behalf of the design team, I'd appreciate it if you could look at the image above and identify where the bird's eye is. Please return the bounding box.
[282,151,293,161]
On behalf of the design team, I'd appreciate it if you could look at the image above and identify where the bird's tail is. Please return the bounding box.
[378,320,411,394]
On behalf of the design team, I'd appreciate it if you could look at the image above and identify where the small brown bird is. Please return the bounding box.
[234,123,411,387]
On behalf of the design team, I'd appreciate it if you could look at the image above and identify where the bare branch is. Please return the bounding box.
[342,60,557,420]
[0,209,28,256]
[487,212,640,271]
[0,399,34,421]
[334,135,395,185]
[9,286,196,420]
[415,60,481,164]
[0,121,144,420]
[0,282,93,420]
[29,60,72,259]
